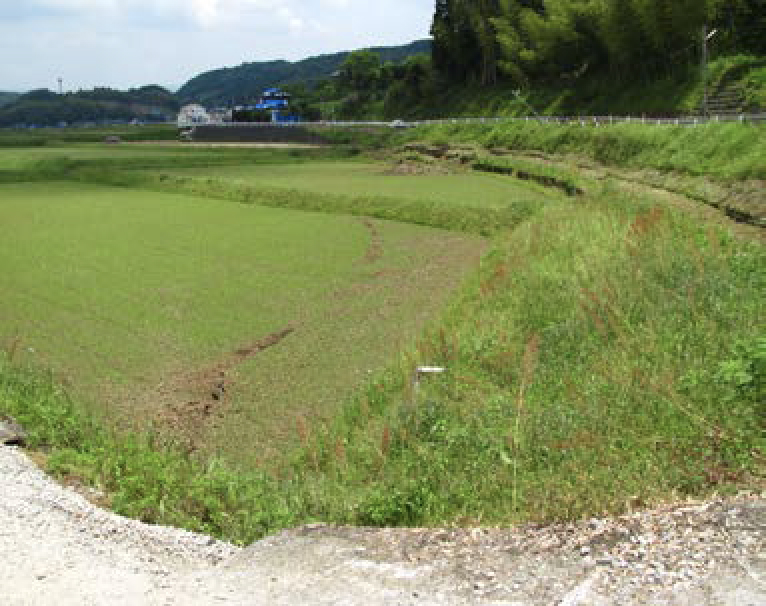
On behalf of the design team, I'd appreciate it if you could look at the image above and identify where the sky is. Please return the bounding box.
[0,0,434,93]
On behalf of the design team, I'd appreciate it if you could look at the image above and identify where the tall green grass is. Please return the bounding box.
[295,191,765,525]
[0,356,297,541]
[471,154,585,196]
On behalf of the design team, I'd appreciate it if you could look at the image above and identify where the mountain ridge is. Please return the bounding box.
[177,39,431,106]
[0,92,20,107]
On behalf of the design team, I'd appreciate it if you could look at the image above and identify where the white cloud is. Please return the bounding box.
[187,0,219,27]
[0,0,434,91]
[319,0,350,8]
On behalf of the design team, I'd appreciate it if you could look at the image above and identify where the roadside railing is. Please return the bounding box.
[185,112,766,130]
[408,113,766,126]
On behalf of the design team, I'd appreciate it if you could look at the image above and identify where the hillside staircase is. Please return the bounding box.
[699,59,766,116]
[701,81,746,116]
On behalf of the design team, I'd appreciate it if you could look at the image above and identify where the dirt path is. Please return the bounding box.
[359,218,384,263]
[2,445,763,605]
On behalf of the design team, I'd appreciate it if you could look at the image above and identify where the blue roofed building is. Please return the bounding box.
[231,88,301,123]
[255,88,290,111]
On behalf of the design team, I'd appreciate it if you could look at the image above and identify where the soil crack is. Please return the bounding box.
[359,218,383,263]
[158,326,295,448]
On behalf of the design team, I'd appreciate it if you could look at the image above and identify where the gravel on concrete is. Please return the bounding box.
[1,444,764,605]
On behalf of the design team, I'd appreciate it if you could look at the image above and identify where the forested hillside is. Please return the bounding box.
[311,0,765,120]
[430,0,764,87]
[0,86,180,128]
[0,92,19,107]
[177,40,431,106]
[4,1,765,125]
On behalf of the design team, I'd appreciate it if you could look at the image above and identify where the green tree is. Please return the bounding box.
[600,0,650,75]
[336,50,382,98]
[714,0,766,54]
[431,0,483,82]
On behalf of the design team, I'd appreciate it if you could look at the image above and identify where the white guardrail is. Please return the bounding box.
[183,112,766,129]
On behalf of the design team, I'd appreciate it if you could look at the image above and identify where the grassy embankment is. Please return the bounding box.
[0,124,178,147]
[400,119,766,229]
[0,143,344,175]
[1,125,763,544]
[399,120,766,181]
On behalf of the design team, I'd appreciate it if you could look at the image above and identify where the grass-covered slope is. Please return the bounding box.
[401,121,766,181]
[315,195,764,526]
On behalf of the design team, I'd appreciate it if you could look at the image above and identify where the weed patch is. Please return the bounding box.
[0,355,297,542]
[298,194,765,526]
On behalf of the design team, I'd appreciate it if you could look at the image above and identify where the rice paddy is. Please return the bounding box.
[0,167,485,465]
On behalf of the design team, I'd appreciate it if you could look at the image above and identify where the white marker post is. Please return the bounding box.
[412,366,446,411]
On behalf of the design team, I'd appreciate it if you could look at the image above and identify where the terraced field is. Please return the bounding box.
[150,161,555,209]
[0,145,196,170]
[1,127,762,544]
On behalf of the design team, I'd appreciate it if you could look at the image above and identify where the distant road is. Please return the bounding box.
[180,111,766,130]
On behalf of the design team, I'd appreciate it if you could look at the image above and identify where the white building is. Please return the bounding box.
[177,104,210,127]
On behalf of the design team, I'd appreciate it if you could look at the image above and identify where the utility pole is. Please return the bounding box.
[702,25,709,117]
[701,25,718,118]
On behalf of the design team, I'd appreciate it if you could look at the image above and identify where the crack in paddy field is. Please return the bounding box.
[359,218,384,263]
[157,326,295,448]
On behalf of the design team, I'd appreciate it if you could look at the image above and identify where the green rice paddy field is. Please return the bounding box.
[0,143,317,173]
[0,167,486,465]
[153,161,553,209]
[0,145,208,170]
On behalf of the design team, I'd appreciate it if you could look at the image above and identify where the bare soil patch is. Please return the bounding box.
[383,160,458,176]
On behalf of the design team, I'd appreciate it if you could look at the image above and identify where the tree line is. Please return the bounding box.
[297,0,764,119]
[431,0,765,86]
[0,86,179,128]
